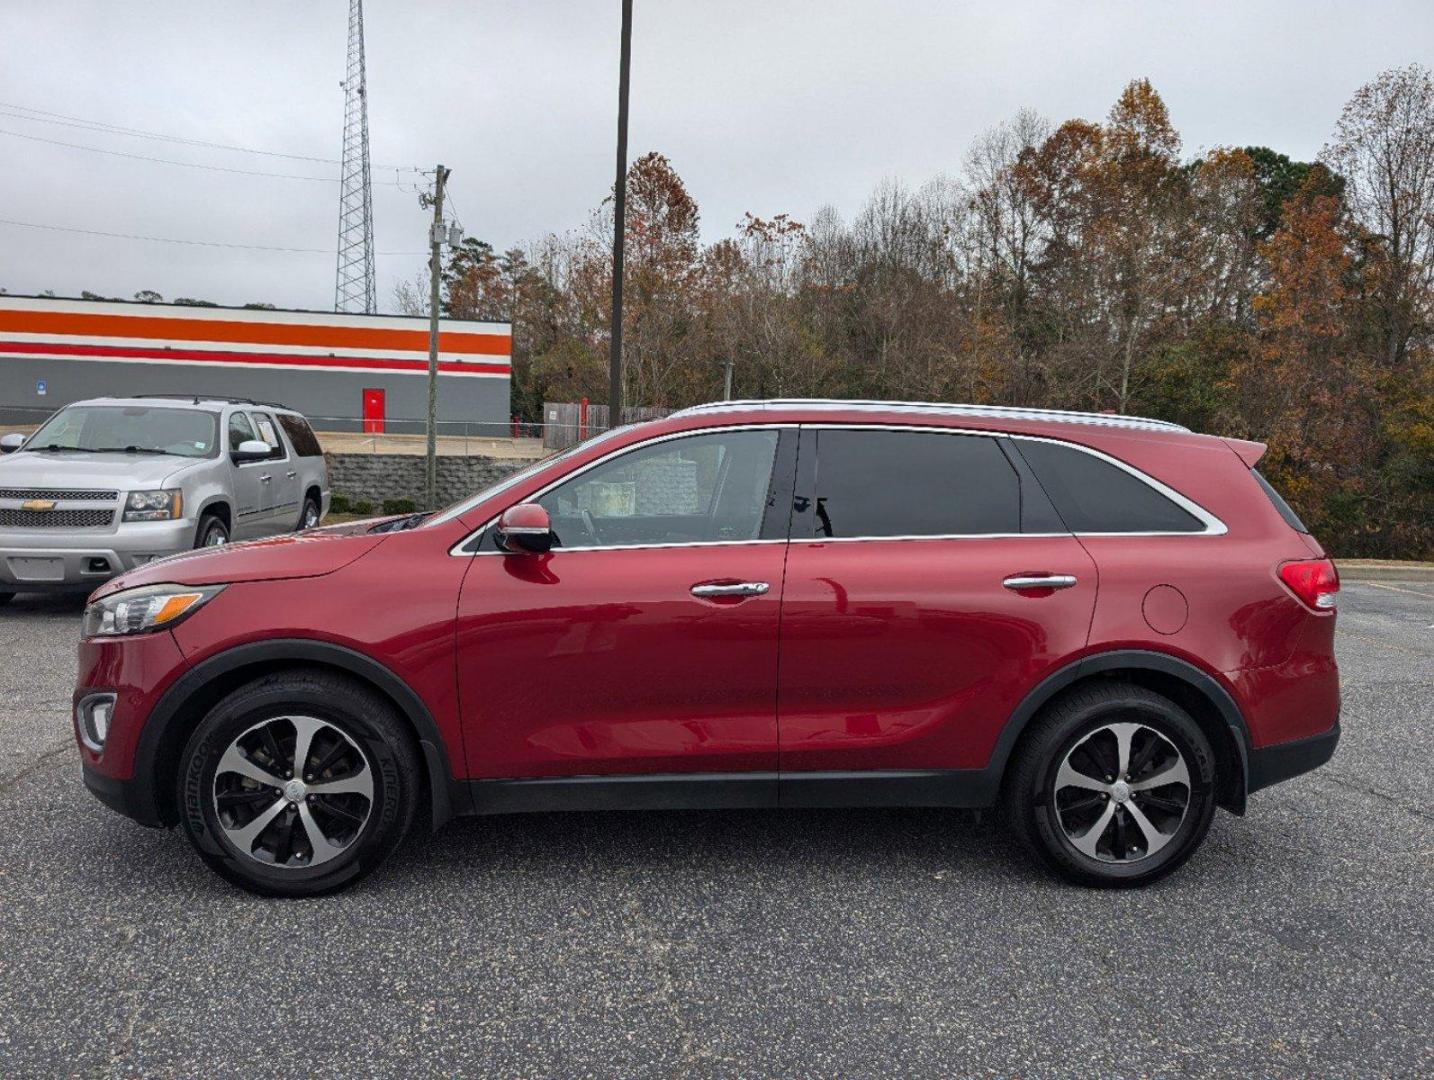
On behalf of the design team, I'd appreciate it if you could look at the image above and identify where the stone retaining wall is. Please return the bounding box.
[324,453,530,507]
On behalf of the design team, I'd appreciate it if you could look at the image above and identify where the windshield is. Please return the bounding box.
[423,426,634,528]
[25,405,219,458]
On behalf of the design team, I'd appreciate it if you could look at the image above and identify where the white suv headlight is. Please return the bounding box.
[123,489,183,522]
[83,583,224,638]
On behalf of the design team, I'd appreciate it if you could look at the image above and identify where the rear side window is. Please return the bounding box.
[812,429,1020,538]
[1015,440,1204,533]
[247,412,287,460]
[277,413,323,458]
[1253,469,1309,533]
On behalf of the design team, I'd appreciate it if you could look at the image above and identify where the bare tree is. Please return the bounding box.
[1323,63,1434,366]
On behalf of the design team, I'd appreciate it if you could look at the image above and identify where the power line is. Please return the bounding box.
[0,216,425,256]
[0,100,418,171]
[0,128,340,182]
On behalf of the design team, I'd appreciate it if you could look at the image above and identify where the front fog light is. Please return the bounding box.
[77,693,116,752]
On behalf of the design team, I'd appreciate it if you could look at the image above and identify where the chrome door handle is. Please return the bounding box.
[691,581,770,598]
[285,471,297,479]
[258,474,272,483]
[1003,574,1077,591]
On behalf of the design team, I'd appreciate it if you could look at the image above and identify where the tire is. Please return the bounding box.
[195,514,229,548]
[1002,682,1216,888]
[298,495,321,531]
[176,670,421,897]
[0,592,12,606]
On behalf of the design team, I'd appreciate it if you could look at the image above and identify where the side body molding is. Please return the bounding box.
[136,638,465,829]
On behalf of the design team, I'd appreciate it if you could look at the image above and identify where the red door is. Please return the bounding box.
[453,426,792,779]
[362,388,385,434]
[776,427,1097,773]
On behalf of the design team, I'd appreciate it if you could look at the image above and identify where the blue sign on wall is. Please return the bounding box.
[36,380,46,396]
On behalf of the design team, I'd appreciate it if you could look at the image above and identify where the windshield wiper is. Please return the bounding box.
[93,446,171,455]
[31,443,97,452]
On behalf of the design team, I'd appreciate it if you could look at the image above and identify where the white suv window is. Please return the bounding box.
[228,411,258,452]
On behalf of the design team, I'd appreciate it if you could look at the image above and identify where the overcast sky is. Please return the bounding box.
[1,1,1429,314]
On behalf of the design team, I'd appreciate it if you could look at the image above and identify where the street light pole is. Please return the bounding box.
[608,0,632,433]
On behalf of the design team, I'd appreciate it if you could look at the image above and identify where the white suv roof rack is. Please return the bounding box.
[671,398,1190,434]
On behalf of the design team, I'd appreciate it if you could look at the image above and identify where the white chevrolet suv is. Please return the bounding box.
[0,395,329,601]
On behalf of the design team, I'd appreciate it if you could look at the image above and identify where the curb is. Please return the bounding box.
[1335,560,1434,584]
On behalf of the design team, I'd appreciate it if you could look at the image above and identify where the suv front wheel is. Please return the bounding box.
[195,514,229,548]
[1003,683,1216,887]
[176,670,420,897]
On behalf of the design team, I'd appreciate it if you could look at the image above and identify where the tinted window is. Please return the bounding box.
[1253,469,1309,533]
[1016,440,1204,533]
[227,411,258,452]
[812,430,1020,538]
[277,413,323,457]
[538,429,779,548]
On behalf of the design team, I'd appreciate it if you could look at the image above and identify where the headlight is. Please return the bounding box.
[82,583,224,638]
[123,489,183,522]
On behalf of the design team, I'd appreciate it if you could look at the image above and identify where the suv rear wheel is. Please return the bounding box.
[299,495,321,531]
[1003,683,1216,887]
[0,592,12,606]
[176,670,420,897]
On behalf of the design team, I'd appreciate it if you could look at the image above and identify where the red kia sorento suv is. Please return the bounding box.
[74,400,1340,895]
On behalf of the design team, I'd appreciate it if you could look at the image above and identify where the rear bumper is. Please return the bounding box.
[1246,721,1340,795]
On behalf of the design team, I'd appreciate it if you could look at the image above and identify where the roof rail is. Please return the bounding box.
[126,394,290,409]
[671,398,1190,433]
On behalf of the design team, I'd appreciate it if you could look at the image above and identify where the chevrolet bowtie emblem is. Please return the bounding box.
[21,499,56,511]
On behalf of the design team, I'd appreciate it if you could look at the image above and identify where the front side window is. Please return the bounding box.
[1014,440,1204,533]
[228,411,258,452]
[537,429,780,548]
[811,429,1020,538]
[26,405,218,459]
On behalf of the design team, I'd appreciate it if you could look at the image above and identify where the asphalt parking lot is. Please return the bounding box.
[0,584,1430,1078]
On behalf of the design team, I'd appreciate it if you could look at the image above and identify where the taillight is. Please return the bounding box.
[1278,559,1339,611]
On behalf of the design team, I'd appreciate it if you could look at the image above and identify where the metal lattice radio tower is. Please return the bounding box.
[335,0,376,313]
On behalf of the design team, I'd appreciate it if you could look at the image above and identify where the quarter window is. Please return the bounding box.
[811,429,1020,538]
[277,413,323,458]
[1014,440,1204,533]
[537,429,780,548]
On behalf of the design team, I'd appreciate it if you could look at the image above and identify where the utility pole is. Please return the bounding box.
[424,164,450,510]
[608,0,633,431]
[723,357,734,400]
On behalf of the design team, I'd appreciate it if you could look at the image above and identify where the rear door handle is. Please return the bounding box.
[285,470,297,479]
[258,474,272,484]
[1003,574,1077,591]
[691,581,770,598]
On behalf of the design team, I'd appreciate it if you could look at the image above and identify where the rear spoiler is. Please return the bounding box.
[1222,438,1267,469]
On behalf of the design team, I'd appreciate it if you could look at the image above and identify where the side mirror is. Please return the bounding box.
[0,433,26,454]
[495,502,554,554]
[231,439,272,463]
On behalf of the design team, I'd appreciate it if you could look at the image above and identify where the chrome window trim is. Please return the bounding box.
[449,421,1225,557]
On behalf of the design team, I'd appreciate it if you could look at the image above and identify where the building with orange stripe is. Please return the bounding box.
[0,294,511,434]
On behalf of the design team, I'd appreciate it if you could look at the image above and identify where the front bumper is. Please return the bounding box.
[82,765,166,827]
[0,519,195,591]
[1246,721,1340,795]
